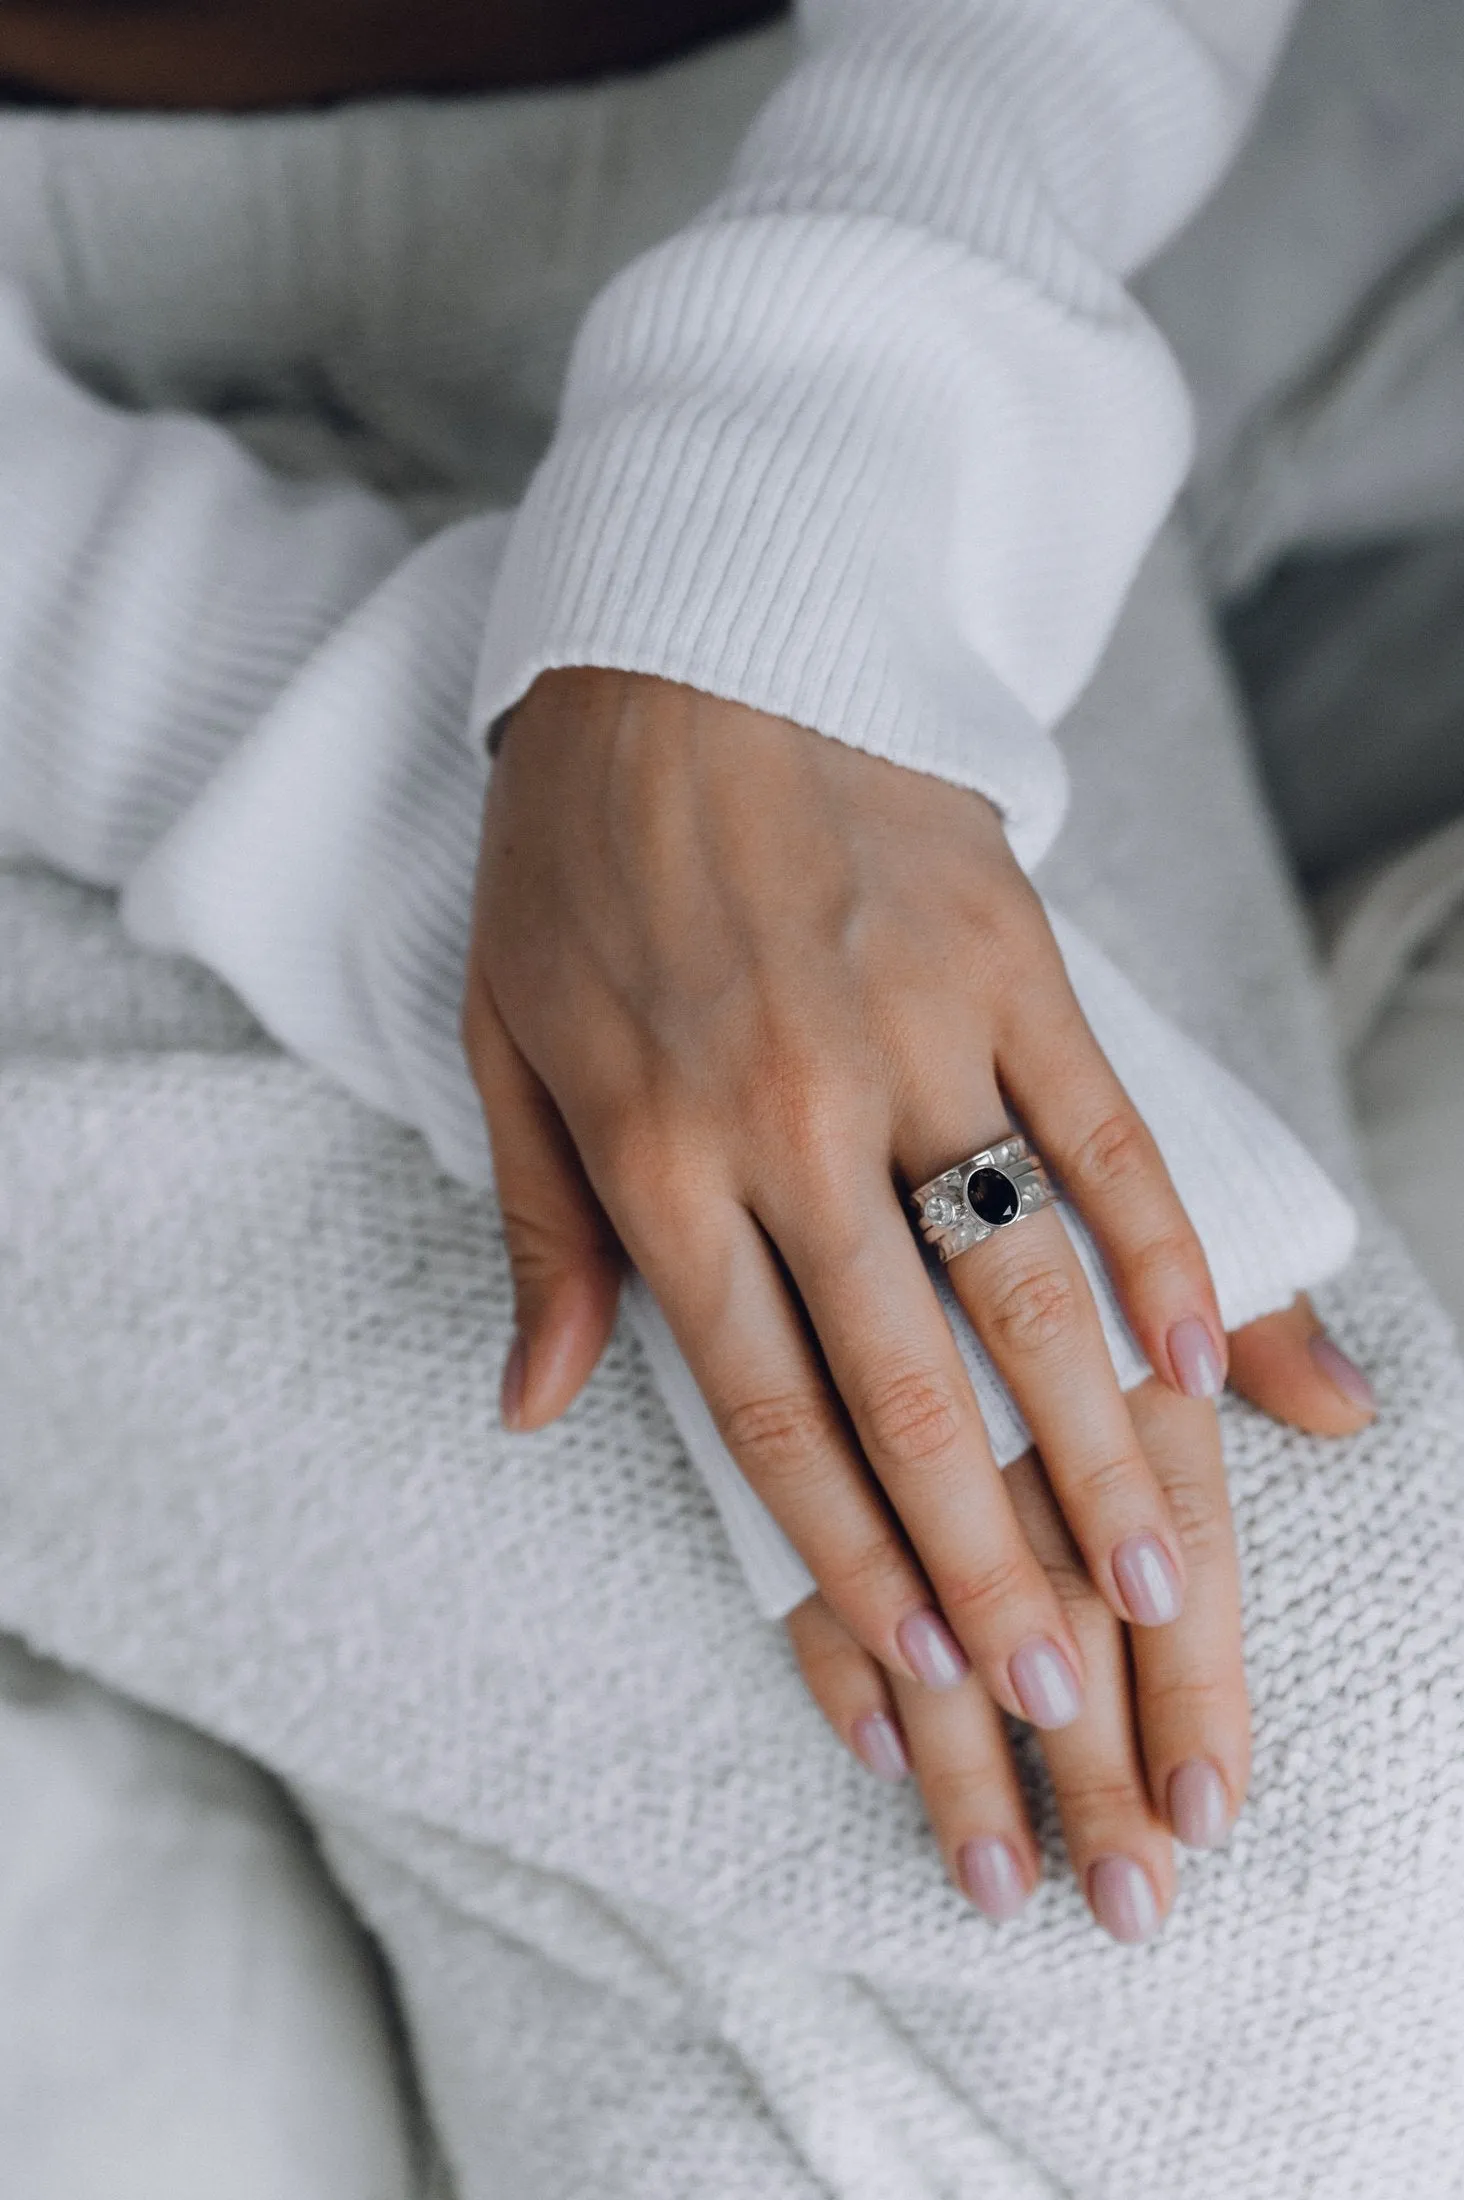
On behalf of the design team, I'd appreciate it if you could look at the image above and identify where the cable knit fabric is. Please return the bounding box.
[0,76,1355,1614]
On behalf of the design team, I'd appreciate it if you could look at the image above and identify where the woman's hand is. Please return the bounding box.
[467,669,1236,1725]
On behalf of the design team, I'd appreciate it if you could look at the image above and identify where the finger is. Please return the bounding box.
[1006,1451,1177,1943]
[996,960,1228,1403]
[785,1593,910,1784]
[890,1656,1041,1923]
[921,1163,1188,1634]
[463,981,623,1430]
[764,1169,1088,1728]
[1124,1378,1250,1850]
[1228,1294,1376,1436]
[635,1194,970,1691]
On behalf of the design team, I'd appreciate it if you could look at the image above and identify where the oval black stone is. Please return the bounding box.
[966,1167,1021,1227]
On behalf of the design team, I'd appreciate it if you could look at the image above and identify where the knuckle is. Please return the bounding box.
[919,1760,1001,1817]
[1127,1226,1205,1296]
[1060,1772,1153,1828]
[937,1548,1035,1632]
[832,1532,920,1612]
[721,1389,838,1493]
[1040,1549,1106,1619]
[985,1264,1080,1359]
[591,1103,663,1194]
[860,1365,965,1469]
[793,1628,863,1697]
[1068,1448,1146,1515]
[594,1109,705,1223]
[1127,1672,1232,1742]
[1157,1470,1230,1567]
[760,1068,853,1170]
[1068,1110,1154,1201]
[1141,1669,1236,1732]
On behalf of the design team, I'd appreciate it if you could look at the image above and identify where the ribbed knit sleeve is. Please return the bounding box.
[473,0,1299,868]
[0,287,412,883]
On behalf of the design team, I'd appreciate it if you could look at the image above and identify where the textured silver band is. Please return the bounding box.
[910,1134,1058,1263]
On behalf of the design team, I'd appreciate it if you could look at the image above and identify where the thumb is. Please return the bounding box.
[1226,1294,1376,1437]
[464,982,623,1432]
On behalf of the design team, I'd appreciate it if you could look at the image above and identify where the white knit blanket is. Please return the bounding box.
[6,515,1464,2197]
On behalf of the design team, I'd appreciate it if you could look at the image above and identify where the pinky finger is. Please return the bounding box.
[786,1594,911,1785]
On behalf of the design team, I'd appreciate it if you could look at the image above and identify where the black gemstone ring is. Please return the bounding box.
[910,1135,1057,1263]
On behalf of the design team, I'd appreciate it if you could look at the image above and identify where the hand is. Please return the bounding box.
[467,670,1238,1724]
[789,1303,1374,1940]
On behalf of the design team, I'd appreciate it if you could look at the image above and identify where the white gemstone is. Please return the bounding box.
[924,1195,960,1227]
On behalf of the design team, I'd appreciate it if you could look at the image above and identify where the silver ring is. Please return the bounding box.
[910,1134,1058,1263]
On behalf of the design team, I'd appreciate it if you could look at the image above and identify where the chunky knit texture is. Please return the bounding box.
[0,72,1356,1613]
[5,555,1464,2191]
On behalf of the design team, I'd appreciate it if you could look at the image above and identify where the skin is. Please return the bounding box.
[465,671,1375,1935]
[0,0,789,108]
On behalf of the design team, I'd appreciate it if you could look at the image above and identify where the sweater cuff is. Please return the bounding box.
[470,215,1194,872]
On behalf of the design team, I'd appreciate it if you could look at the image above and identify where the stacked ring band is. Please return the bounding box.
[910,1133,1058,1263]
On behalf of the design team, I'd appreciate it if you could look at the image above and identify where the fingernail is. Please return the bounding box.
[1309,1333,1376,1414]
[1112,1533,1183,1627]
[851,1712,910,1784]
[1168,1759,1231,1850]
[896,1610,969,1691]
[1009,1636,1083,1728]
[958,1836,1030,1921]
[1088,1855,1161,1943]
[1169,1317,1224,1399]
[500,1333,527,1430]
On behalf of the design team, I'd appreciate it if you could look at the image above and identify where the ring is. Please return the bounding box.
[910,1134,1058,1263]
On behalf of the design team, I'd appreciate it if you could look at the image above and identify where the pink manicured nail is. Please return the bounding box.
[499,1334,527,1429]
[1009,1637,1083,1728]
[896,1610,969,1691]
[1089,1855,1161,1943]
[851,1712,910,1784]
[959,1837,1030,1921]
[1169,1317,1224,1399]
[1112,1534,1183,1626]
[1310,1334,1376,1414]
[1168,1760,1231,1850]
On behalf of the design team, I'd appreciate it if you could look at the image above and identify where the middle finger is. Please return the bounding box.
[923,1140,1189,1633]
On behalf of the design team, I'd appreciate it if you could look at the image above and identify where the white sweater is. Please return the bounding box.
[475,0,1302,865]
[0,1,1357,1615]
